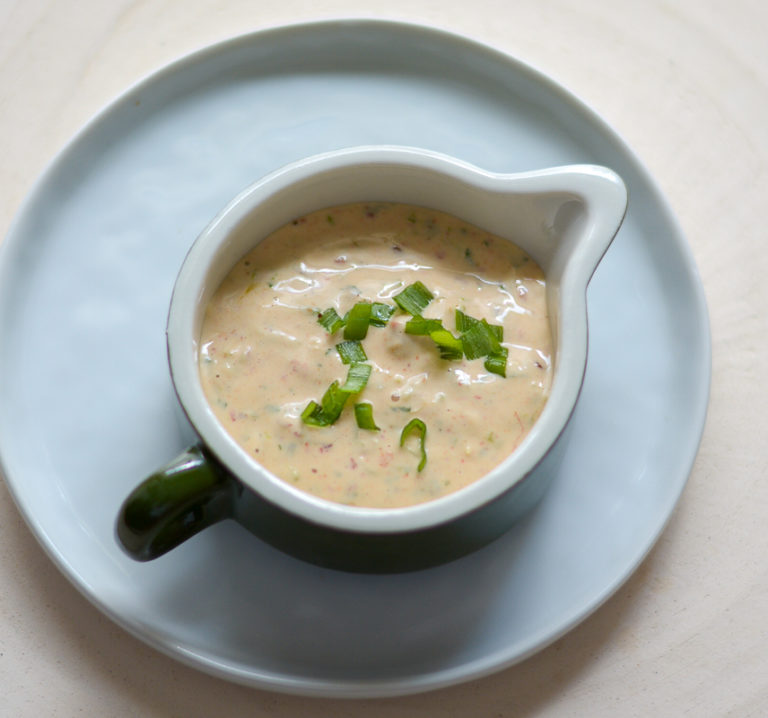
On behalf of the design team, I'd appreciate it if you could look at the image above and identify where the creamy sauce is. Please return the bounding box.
[199,202,552,508]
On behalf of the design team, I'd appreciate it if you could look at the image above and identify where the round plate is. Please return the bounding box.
[0,20,710,698]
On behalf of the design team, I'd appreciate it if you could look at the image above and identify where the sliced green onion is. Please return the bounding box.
[319,381,351,423]
[454,308,475,333]
[317,307,345,334]
[340,362,372,393]
[461,318,503,360]
[456,311,506,371]
[404,316,444,335]
[400,418,427,472]
[484,348,508,377]
[336,340,367,365]
[343,302,372,340]
[301,381,349,426]
[354,402,380,431]
[300,400,326,426]
[429,328,464,360]
[455,309,503,341]
[369,302,395,327]
[301,363,372,427]
[393,281,434,316]
[404,317,462,360]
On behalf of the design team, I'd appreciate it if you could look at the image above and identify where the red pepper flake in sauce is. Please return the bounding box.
[379,451,394,467]
[514,411,525,435]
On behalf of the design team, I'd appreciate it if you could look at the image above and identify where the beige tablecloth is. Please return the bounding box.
[1,1,765,715]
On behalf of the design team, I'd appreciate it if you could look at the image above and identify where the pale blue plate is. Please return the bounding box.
[0,20,710,697]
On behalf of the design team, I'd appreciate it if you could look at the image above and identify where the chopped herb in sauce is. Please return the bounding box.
[318,307,345,334]
[393,281,434,316]
[400,418,428,472]
[301,362,372,427]
[354,402,380,431]
[336,340,367,365]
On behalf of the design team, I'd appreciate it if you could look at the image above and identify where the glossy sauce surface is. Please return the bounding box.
[199,202,552,508]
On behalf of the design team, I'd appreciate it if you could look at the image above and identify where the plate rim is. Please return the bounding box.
[0,18,711,698]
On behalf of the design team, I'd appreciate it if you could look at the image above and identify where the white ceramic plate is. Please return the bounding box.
[0,20,710,698]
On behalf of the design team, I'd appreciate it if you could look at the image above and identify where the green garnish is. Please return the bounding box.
[318,307,345,334]
[429,328,464,360]
[343,301,373,340]
[340,362,372,393]
[461,317,504,360]
[393,281,434,316]
[454,308,474,334]
[404,316,444,335]
[301,362,372,427]
[369,302,395,327]
[455,309,503,341]
[336,340,367,365]
[455,310,506,373]
[308,283,511,430]
[301,383,346,426]
[404,316,462,360]
[319,301,395,339]
[404,305,503,363]
[483,349,508,377]
[400,418,427,472]
[354,402,380,431]
[317,307,344,334]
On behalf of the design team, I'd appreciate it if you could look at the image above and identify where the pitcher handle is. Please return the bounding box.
[116,444,238,561]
